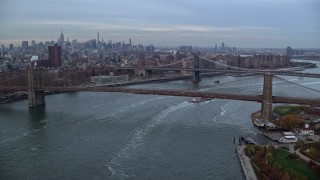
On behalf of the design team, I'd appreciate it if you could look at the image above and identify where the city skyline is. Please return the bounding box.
[0,0,319,48]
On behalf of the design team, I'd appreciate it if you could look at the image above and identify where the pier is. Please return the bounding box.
[240,136,258,145]
[262,132,282,142]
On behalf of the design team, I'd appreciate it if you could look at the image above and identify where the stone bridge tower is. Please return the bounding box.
[28,68,45,107]
[261,73,273,121]
[192,54,201,84]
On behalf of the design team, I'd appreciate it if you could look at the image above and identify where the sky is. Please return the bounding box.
[0,0,319,48]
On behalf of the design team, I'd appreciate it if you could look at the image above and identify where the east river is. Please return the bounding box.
[1,60,320,179]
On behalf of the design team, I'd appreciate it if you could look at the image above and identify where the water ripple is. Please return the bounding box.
[106,101,191,178]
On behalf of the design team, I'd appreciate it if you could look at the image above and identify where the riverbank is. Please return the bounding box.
[0,91,28,104]
[236,146,258,180]
[0,91,68,104]
[247,104,320,179]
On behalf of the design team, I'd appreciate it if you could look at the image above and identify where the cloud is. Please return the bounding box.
[33,20,277,33]
[0,0,319,47]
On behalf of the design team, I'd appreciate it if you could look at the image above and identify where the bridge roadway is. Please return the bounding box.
[115,67,320,78]
[39,86,320,106]
[2,86,319,106]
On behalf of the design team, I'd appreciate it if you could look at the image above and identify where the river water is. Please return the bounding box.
[1,60,319,180]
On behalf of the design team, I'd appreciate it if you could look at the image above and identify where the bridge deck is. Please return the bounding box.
[1,86,319,106]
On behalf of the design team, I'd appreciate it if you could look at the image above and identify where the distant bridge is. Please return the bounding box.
[113,55,320,79]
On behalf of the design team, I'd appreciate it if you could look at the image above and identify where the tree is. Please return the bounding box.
[266,152,274,165]
[267,145,275,155]
[278,115,302,130]
[244,145,256,157]
[306,148,320,160]
[294,140,305,150]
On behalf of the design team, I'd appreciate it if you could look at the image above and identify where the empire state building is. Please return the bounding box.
[59,30,64,47]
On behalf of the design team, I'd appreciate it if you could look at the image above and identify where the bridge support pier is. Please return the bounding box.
[261,73,273,121]
[146,70,152,78]
[135,68,152,78]
[192,55,201,84]
[28,68,45,107]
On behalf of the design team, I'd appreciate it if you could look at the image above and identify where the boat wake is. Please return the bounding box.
[212,103,227,123]
[105,101,191,178]
[110,96,167,116]
[1,122,47,144]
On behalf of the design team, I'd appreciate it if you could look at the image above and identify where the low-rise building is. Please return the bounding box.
[91,73,129,84]
[294,123,314,136]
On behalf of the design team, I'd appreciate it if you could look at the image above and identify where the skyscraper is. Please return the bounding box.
[22,41,28,50]
[49,44,62,68]
[1,44,5,57]
[286,46,292,58]
[59,30,64,47]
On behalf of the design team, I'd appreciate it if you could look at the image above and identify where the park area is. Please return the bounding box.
[244,145,320,180]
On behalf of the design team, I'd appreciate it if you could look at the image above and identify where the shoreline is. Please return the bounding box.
[236,146,258,180]
[0,91,28,104]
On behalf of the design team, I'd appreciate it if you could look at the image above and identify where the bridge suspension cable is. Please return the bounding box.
[274,75,320,94]
[200,57,306,72]
[147,56,193,68]
[155,60,184,67]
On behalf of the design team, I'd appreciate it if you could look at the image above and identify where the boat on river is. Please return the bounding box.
[240,135,258,145]
[189,97,212,103]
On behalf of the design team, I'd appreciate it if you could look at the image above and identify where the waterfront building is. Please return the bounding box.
[294,123,314,136]
[90,74,129,84]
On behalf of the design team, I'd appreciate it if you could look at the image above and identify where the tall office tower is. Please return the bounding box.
[22,41,28,50]
[49,44,62,68]
[221,42,225,51]
[286,46,292,58]
[97,32,100,43]
[59,30,64,46]
[129,39,132,46]
[9,44,13,50]
[1,44,4,57]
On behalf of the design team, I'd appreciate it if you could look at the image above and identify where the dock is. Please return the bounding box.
[262,132,282,142]
[240,136,258,145]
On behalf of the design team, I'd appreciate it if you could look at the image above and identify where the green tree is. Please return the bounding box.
[266,152,274,165]
[267,145,275,155]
